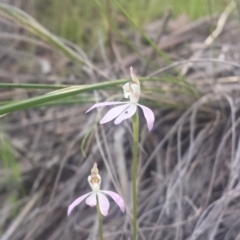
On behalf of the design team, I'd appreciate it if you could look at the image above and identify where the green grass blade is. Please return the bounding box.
[0,79,128,115]
[94,0,150,64]
[0,3,85,65]
[0,83,71,89]
[0,132,20,184]
[111,0,171,63]
[0,75,197,114]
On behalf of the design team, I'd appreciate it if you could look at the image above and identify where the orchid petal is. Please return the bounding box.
[138,104,155,131]
[100,104,130,124]
[85,192,97,207]
[86,102,124,113]
[97,192,110,216]
[114,104,137,125]
[67,192,91,216]
[101,190,125,213]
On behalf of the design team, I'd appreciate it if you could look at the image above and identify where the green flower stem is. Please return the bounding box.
[131,111,139,240]
[96,196,104,240]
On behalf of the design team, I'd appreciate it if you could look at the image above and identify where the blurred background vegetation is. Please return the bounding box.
[34,0,230,48]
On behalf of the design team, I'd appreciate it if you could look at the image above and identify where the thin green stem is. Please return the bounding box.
[131,111,139,240]
[111,0,170,64]
[0,80,128,114]
[0,83,70,89]
[96,196,104,240]
[94,0,148,62]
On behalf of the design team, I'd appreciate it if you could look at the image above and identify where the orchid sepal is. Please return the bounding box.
[67,190,125,216]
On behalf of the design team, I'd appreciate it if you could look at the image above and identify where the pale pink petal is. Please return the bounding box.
[114,104,137,125]
[85,192,97,207]
[138,104,155,131]
[100,104,130,124]
[67,192,91,216]
[97,192,110,216]
[101,190,125,213]
[86,102,124,113]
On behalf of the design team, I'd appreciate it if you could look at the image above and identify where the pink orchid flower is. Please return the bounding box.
[67,163,125,216]
[86,67,155,131]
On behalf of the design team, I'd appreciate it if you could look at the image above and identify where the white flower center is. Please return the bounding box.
[88,174,101,192]
[122,82,140,103]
